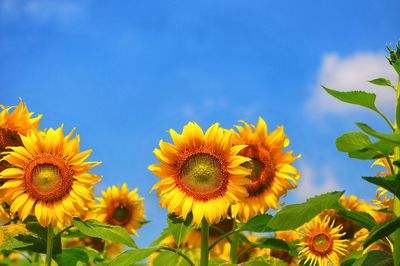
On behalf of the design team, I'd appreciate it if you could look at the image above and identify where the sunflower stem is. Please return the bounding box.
[200,218,209,266]
[230,221,238,263]
[393,78,400,266]
[45,224,54,266]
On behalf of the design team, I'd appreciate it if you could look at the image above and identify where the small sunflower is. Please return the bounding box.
[0,99,42,173]
[149,122,251,225]
[0,126,101,227]
[94,183,145,236]
[231,117,300,221]
[298,215,348,266]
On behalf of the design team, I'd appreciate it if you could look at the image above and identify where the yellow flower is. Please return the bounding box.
[94,183,145,236]
[0,99,42,173]
[231,117,300,221]
[0,126,101,227]
[298,215,348,266]
[149,122,251,225]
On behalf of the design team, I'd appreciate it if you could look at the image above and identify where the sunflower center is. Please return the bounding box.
[242,158,265,182]
[31,164,62,194]
[113,205,130,222]
[180,153,227,199]
[240,145,275,196]
[310,232,333,255]
[24,156,73,203]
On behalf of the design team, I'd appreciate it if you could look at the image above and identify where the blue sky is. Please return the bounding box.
[1,0,399,247]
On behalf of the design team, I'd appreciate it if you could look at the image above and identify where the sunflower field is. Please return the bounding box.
[0,43,399,266]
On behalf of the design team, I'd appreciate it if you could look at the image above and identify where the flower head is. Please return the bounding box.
[231,117,300,221]
[149,122,251,225]
[0,126,101,227]
[0,99,42,173]
[298,215,348,266]
[94,183,145,236]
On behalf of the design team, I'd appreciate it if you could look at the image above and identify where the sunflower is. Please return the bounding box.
[94,183,145,236]
[0,126,101,227]
[230,117,300,221]
[0,99,42,173]
[149,122,251,225]
[298,215,348,266]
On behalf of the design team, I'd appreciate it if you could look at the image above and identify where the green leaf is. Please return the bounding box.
[332,202,377,230]
[363,217,400,248]
[323,87,378,111]
[54,247,89,266]
[368,78,395,88]
[149,227,172,247]
[72,218,137,248]
[353,250,393,266]
[341,251,363,266]
[167,215,194,248]
[336,133,394,160]
[240,256,287,266]
[109,248,159,266]
[362,175,400,199]
[239,214,273,232]
[356,123,400,144]
[336,132,372,152]
[258,238,290,250]
[153,251,191,266]
[267,191,344,231]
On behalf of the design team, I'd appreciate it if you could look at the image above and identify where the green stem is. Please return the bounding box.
[159,247,195,266]
[45,224,54,266]
[102,240,109,259]
[230,221,239,263]
[200,218,209,266]
[393,78,400,266]
[385,155,396,175]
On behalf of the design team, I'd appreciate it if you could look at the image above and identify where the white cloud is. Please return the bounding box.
[294,162,340,201]
[0,0,87,23]
[305,52,397,118]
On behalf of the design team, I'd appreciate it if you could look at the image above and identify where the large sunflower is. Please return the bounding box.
[231,117,300,221]
[298,215,348,266]
[94,183,145,236]
[0,126,101,227]
[0,99,42,173]
[149,122,251,225]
